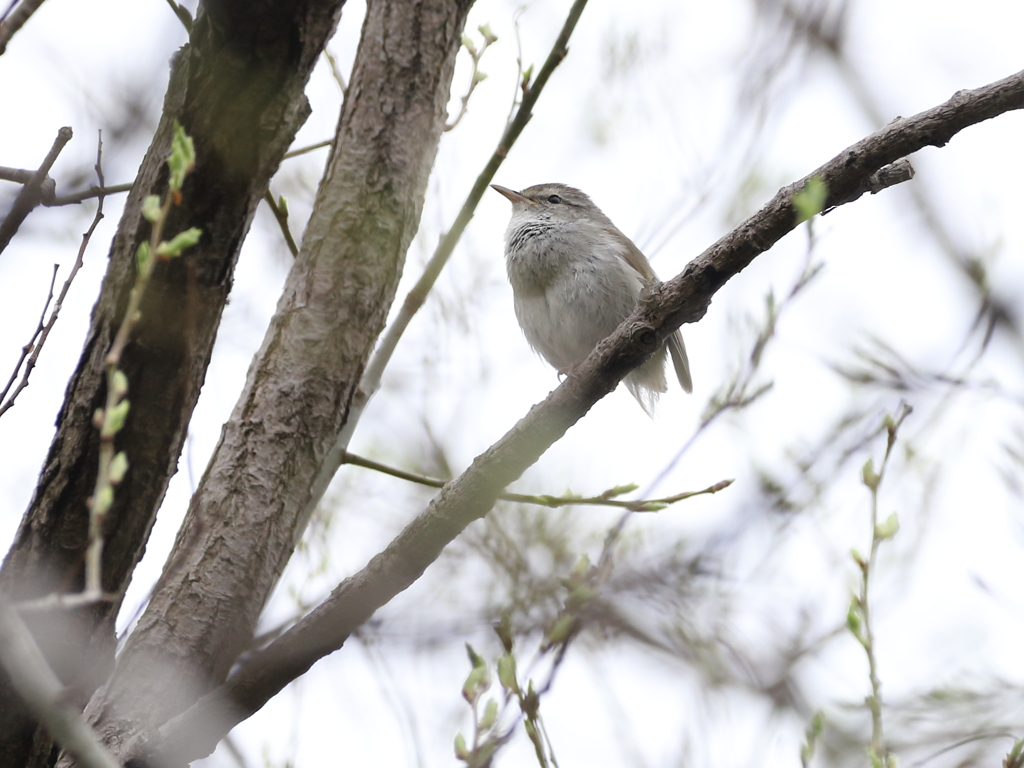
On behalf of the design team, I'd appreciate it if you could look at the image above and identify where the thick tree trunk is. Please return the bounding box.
[70,0,474,761]
[0,1,345,765]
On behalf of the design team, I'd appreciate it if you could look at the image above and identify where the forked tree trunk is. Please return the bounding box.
[70,0,472,763]
[0,0,361,765]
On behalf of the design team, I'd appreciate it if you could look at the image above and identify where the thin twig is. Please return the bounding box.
[282,139,332,160]
[642,247,823,498]
[49,182,133,206]
[0,132,107,419]
[84,202,168,597]
[83,125,199,598]
[0,165,132,205]
[0,264,56,412]
[0,166,132,205]
[341,450,732,511]
[0,126,72,254]
[852,402,912,767]
[0,0,47,55]
[262,190,299,257]
[220,734,255,768]
[323,46,348,95]
[506,6,528,125]
[444,25,498,132]
[909,731,1023,768]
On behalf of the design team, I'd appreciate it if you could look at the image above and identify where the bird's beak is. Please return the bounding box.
[491,184,533,205]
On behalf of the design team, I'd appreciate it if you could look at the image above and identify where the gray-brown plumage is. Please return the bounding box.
[493,182,692,414]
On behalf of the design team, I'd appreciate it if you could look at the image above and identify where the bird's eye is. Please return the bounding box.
[547,194,562,204]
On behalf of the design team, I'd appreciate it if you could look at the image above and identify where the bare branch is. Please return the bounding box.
[0,126,72,254]
[282,139,332,160]
[323,46,347,95]
[261,190,299,257]
[151,66,1024,766]
[0,265,56,414]
[0,165,46,185]
[0,165,131,205]
[0,0,46,55]
[770,0,1024,352]
[49,182,132,206]
[341,450,732,511]
[342,450,729,512]
[444,24,498,132]
[0,132,107,419]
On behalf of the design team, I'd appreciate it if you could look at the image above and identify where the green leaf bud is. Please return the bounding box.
[109,451,130,484]
[142,195,162,223]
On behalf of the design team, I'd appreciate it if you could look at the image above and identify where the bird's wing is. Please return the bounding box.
[616,228,694,393]
[619,236,659,282]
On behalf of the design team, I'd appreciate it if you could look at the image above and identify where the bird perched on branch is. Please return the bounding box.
[493,182,691,414]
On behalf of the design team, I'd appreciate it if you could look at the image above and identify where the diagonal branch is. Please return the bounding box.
[150,65,1024,768]
[0,0,46,55]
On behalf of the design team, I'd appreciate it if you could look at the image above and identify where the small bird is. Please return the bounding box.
[492,182,692,414]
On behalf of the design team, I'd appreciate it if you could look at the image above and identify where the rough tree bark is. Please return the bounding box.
[0,0,346,765]
[64,0,474,763]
